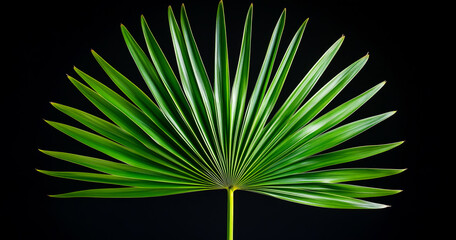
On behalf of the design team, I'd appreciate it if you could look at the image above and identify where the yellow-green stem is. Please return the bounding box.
[227,187,235,240]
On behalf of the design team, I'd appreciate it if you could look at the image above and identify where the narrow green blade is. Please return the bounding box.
[90,50,175,139]
[242,36,344,170]
[51,102,183,170]
[278,111,397,165]
[267,142,404,179]
[264,81,386,169]
[251,188,388,209]
[286,54,370,134]
[251,54,369,168]
[72,68,180,155]
[179,5,218,147]
[71,70,216,182]
[249,18,308,142]
[229,4,253,178]
[38,170,205,187]
[121,23,187,126]
[49,187,206,198]
[265,36,345,131]
[235,19,308,180]
[45,120,201,182]
[51,102,145,151]
[165,10,225,180]
[214,1,230,161]
[262,183,402,198]
[179,5,226,174]
[89,51,212,182]
[255,168,405,186]
[137,16,210,159]
[39,150,205,185]
[242,111,396,185]
[121,24,212,167]
[235,9,286,164]
[242,82,388,184]
[67,75,158,152]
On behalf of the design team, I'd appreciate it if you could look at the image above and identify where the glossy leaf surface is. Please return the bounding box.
[40,2,403,212]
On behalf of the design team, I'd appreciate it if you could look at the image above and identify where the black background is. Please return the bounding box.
[4,0,447,239]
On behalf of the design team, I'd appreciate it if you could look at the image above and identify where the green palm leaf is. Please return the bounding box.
[39,2,404,239]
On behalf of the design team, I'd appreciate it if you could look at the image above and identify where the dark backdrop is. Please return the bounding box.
[5,0,445,239]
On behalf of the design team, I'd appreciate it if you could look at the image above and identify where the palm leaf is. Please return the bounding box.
[39,2,404,239]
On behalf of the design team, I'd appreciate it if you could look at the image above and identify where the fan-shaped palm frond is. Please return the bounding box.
[39,2,404,239]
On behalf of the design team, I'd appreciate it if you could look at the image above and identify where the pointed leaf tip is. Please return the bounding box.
[301,18,309,27]
[217,0,224,11]
[91,50,103,60]
[168,5,174,15]
[38,149,51,155]
[380,110,396,120]
[180,4,187,15]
